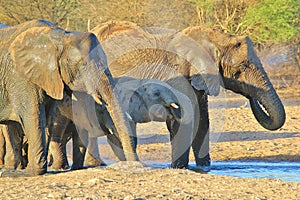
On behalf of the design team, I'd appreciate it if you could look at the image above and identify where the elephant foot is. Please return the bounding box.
[171,160,189,169]
[71,163,84,170]
[25,160,47,175]
[48,162,70,170]
[84,159,107,167]
[84,152,107,167]
[48,157,69,170]
[24,166,47,175]
[193,154,211,172]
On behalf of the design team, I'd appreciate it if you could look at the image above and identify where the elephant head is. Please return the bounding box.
[180,26,285,130]
[7,20,138,161]
[132,82,181,123]
[114,77,184,124]
[119,77,183,123]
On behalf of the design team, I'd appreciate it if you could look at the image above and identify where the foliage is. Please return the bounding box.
[241,0,300,44]
[189,0,251,33]
[189,0,299,44]
[0,0,79,29]
[75,0,197,31]
[0,0,298,44]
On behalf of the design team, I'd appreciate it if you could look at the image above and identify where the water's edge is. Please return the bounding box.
[145,160,300,183]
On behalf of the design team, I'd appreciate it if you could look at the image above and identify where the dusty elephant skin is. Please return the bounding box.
[91,21,286,170]
[0,20,138,175]
[0,123,27,169]
[48,77,190,170]
[48,92,112,170]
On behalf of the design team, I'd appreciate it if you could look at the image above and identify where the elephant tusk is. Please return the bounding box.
[71,95,78,101]
[125,112,133,120]
[170,103,179,109]
[108,128,114,135]
[92,93,103,105]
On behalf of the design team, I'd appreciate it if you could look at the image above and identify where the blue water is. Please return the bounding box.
[146,161,300,183]
[208,161,300,183]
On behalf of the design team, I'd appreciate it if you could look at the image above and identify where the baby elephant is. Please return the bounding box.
[0,123,27,169]
[49,76,192,170]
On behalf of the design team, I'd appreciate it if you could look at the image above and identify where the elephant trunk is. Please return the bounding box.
[93,75,139,161]
[161,92,181,122]
[249,87,285,131]
[243,37,286,130]
[108,99,139,161]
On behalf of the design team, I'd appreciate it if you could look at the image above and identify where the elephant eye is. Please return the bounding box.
[233,71,241,79]
[235,42,241,49]
[153,91,160,96]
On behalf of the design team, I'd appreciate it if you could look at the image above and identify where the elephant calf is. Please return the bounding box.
[0,123,27,169]
[49,76,192,170]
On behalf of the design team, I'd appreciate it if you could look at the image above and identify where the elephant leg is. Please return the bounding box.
[106,121,136,161]
[22,103,48,175]
[45,101,57,152]
[48,114,70,170]
[21,139,28,169]
[5,123,24,169]
[130,121,137,151]
[71,126,87,170]
[106,133,126,161]
[1,125,15,168]
[0,125,6,166]
[192,90,211,171]
[60,132,70,170]
[84,137,106,167]
[167,119,191,169]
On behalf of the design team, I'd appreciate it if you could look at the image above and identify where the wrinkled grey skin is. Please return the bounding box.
[0,20,137,175]
[48,77,190,170]
[48,92,112,170]
[0,123,27,169]
[92,21,285,170]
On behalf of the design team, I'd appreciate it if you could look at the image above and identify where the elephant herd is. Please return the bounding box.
[0,20,285,175]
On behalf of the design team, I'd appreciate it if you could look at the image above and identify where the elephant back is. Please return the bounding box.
[0,20,57,47]
[92,20,142,42]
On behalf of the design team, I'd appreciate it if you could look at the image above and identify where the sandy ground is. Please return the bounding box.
[0,88,299,199]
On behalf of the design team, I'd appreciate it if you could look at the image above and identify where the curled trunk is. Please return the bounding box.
[249,88,285,130]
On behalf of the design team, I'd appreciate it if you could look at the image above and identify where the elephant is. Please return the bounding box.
[0,19,138,175]
[0,123,27,169]
[91,21,286,170]
[49,76,192,170]
[48,91,116,170]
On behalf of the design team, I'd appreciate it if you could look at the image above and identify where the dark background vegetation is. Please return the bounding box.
[0,0,299,87]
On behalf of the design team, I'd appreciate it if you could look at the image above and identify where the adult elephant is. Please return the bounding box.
[91,21,286,170]
[49,77,192,170]
[0,20,138,175]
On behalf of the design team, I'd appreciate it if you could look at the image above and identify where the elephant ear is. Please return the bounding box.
[167,27,221,96]
[9,26,64,100]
